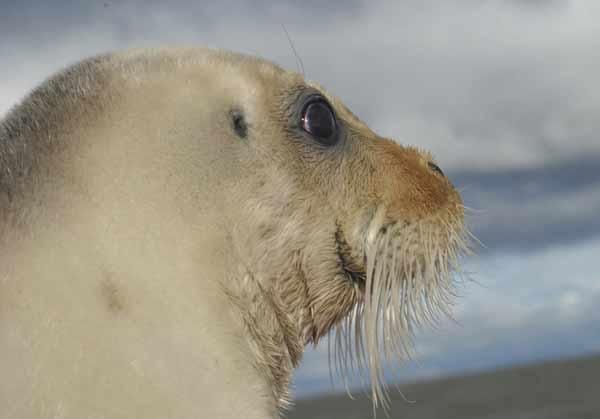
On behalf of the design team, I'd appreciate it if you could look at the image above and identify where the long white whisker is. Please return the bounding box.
[329,206,471,413]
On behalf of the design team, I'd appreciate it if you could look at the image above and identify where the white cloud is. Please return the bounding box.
[558,290,582,319]
[3,1,600,171]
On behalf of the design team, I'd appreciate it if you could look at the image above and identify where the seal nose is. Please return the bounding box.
[368,139,461,221]
[427,161,445,177]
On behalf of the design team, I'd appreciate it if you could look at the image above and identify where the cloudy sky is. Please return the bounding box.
[2,0,600,401]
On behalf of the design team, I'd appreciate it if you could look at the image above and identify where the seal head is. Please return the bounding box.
[0,48,469,417]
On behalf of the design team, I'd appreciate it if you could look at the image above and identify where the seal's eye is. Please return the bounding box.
[301,99,338,146]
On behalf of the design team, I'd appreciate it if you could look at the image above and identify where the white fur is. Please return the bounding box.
[0,47,469,418]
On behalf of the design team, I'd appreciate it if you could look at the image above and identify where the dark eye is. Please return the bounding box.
[301,99,338,146]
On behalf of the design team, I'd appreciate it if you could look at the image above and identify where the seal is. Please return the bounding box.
[0,48,469,418]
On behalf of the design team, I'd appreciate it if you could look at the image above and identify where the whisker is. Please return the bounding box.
[329,207,472,412]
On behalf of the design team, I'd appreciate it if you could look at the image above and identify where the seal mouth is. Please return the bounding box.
[328,208,471,409]
[335,224,366,286]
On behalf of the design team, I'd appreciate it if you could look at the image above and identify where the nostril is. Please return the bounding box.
[427,161,445,177]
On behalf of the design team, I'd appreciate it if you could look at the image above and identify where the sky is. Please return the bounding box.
[2,0,600,401]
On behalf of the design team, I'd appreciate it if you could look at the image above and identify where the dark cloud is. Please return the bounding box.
[0,0,364,46]
[450,155,600,252]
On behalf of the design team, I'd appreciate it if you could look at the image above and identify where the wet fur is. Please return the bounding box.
[0,48,468,418]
